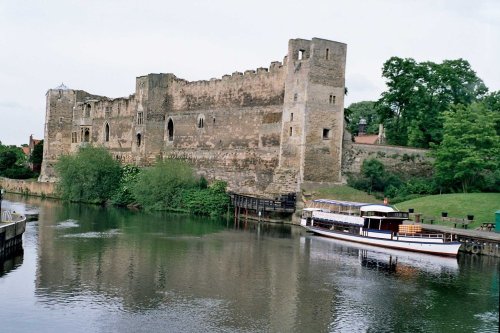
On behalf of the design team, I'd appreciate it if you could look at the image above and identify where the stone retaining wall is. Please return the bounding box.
[341,141,433,176]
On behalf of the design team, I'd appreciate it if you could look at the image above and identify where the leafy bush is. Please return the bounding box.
[131,160,196,211]
[360,159,385,193]
[55,146,121,204]
[349,158,439,201]
[112,164,140,206]
[182,180,231,217]
[131,160,231,216]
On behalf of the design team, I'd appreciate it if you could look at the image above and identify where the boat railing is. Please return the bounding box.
[1,210,13,222]
[397,233,444,239]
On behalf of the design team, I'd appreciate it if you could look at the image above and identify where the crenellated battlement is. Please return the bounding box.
[167,60,285,88]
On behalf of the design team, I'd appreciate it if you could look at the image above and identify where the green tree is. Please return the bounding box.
[0,150,18,172]
[55,146,121,203]
[345,101,379,136]
[482,91,500,135]
[377,57,487,148]
[432,103,500,193]
[0,144,33,179]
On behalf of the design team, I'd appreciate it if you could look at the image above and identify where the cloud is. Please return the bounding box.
[1,0,499,145]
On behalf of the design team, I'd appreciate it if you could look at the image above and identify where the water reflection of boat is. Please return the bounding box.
[301,199,461,256]
[301,235,459,275]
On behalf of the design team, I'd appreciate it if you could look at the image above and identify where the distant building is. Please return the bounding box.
[354,123,385,145]
[24,134,42,172]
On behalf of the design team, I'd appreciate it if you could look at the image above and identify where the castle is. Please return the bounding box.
[40,38,347,196]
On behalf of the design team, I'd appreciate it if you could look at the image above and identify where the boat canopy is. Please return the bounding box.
[360,204,395,213]
[312,199,368,207]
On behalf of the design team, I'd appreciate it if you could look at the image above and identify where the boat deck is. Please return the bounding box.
[406,221,500,242]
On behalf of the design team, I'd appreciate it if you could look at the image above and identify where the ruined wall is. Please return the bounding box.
[163,64,285,194]
[39,38,348,197]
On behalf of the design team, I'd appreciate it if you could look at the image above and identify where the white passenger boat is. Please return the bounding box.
[300,199,461,257]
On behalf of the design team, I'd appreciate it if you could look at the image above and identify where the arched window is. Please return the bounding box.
[105,123,110,142]
[167,119,174,141]
[136,133,142,147]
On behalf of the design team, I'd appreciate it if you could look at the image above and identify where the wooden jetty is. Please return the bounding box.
[231,193,296,221]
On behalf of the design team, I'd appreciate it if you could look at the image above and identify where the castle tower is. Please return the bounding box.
[279,38,347,188]
[39,84,77,182]
[132,74,172,165]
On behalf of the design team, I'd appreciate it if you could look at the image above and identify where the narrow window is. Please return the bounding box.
[326,48,330,60]
[294,93,298,102]
[198,118,204,128]
[105,123,110,142]
[71,132,77,143]
[136,133,142,147]
[289,127,293,136]
[167,119,174,141]
[323,128,331,140]
[59,117,63,124]
[290,113,294,121]
[137,112,144,125]
[83,128,90,142]
[85,104,91,118]
[213,117,216,124]
[329,95,336,104]
[298,49,305,60]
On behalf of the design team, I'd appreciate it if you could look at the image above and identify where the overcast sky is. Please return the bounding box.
[1,0,498,145]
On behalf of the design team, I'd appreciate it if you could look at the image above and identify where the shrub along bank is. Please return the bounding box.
[55,146,231,217]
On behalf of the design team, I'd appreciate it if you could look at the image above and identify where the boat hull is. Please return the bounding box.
[303,226,461,257]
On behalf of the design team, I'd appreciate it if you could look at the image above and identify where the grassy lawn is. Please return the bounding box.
[305,185,382,203]
[394,193,500,229]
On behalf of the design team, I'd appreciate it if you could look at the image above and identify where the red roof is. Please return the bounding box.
[354,135,379,145]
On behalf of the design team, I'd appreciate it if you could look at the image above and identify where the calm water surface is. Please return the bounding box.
[0,194,498,333]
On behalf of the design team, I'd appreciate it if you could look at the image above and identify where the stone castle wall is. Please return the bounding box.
[39,38,348,196]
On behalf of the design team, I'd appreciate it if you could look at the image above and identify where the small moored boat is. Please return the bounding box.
[300,199,461,257]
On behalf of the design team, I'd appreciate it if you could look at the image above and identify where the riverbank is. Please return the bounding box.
[0,177,57,198]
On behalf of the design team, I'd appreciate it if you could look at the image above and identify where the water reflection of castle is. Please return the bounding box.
[34,204,334,332]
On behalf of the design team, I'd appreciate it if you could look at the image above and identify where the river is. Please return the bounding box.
[0,194,498,332]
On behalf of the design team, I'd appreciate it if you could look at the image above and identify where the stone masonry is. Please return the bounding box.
[39,38,347,196]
